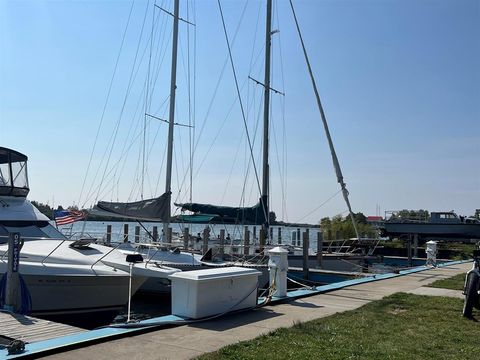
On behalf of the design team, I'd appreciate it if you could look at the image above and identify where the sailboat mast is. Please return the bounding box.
[261,0,272,239]
[163,0,180,243]
[289,0,360,240]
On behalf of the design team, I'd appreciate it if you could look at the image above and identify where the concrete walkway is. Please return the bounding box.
[45,262,470,360]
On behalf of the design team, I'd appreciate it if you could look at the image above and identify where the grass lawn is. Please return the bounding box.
[198,293,480,360]
[427,273,466,291]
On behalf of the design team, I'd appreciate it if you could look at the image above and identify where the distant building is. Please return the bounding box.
[367,216,384,228]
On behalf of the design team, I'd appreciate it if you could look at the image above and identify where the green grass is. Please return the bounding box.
[427,273,466,291]
[197,293,480,360]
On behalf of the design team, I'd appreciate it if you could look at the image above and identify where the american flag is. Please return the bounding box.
[54,209,85,226]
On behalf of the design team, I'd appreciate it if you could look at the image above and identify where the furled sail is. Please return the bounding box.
[91,192,171,221]
[175,199,266,225]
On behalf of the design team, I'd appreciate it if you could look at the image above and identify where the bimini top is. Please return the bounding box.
[0,147,30,197]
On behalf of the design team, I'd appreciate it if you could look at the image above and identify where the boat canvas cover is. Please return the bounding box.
[93,192,170,221]
[175,200,266,224]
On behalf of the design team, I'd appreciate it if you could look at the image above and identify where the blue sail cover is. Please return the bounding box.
[175,199,267,225]
[93,192,171,221]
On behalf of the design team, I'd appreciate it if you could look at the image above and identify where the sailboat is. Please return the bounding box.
[175,0,361,255]
[0,147,179,317]
[88,0,211,277]
[91,0,364,278]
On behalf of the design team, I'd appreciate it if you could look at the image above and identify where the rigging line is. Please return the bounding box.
[154,132,168,196]
[78,0,135,208]
[84,74,149,206]
[192,0,197,204]
[116,89,147,202]
[92,0,152,204]
[192,75,248,181]
[239,87,264,208]
[86,81,149,204]
[295,189,342,223]
[145,113,193,128]
[93,69,149,204]
[289,0,360,239]
[187,0,193,204]
[175,99,187,202]
[219,131,246,204]
[275,2,288,221]
[147,15,173,107]
[143,0,157,200]
[92,127,146,205]
[246,0,262,126]
[154,3,195,26]
[192,0,249,157]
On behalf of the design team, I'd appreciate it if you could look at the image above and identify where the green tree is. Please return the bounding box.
[31,201,54,220]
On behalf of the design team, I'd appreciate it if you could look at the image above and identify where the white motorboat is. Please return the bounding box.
[0,147,179,316]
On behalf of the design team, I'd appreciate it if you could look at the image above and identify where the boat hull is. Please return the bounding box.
[383,222,480,239]
[0,262,145,316]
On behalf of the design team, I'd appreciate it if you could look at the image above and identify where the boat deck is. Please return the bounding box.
[0,311,84,345]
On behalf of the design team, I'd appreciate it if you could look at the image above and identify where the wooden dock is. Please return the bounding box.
[0,311,84,344]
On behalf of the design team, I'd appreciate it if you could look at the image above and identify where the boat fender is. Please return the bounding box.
[7,339,25,355]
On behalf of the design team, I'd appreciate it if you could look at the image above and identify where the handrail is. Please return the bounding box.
[90,242,123,269]
[41,239,67,265]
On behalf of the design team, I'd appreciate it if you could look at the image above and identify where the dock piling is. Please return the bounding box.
[153,226,158,242]
[106,225,112,246]
[259,228,266,253]
[202,227,209,255]
[134,226,140,243]
[413,234,418,258]
[244,226,250,256]
[302,230,309,280]
[407,234,413,267]
[219,229,225,258]
[123,224,129,243]
[278,227,282,245]
[183,227,189,250]
[316,231,323,268]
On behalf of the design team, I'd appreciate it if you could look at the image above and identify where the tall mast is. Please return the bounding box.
[289,0,360,240]
[261,0,272,239]
[163,0,180,243]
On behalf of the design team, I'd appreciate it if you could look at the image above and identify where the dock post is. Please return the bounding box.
[152,226,158,242]
[123,224,129,243]
[303,230,309,280]
[413,233,418,258]
[317,231,323,268]
[5,233,21,312]
[259,228,266,253]
[219,229,225,258]
[183,227,189,250]
[268,247,289,297]
[134,226,140,243]
[296,228,301,246]
[407,234,413,267]
[167,227,173,243]
[106,224,112,246]
[278,227,282,245]
[202,227,209,255]
[253,226,257,242]
[244,226,250,256]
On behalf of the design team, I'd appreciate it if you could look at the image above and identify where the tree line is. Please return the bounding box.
[319,213,376,240]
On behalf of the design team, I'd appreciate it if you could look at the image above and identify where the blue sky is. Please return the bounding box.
[0,0,478,223]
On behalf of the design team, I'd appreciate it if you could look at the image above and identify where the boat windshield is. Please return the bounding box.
[0,221,67,244]
[0,148,29,197]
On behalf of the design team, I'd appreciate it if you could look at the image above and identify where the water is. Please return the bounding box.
[59,221,322,251]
